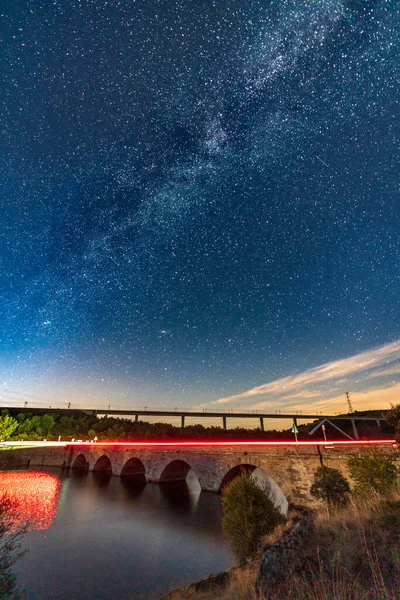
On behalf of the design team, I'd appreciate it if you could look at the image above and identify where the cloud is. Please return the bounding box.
[364,365,400,380]
[202,339,400,413]
[277,391,322,401]
[285,381,400,416]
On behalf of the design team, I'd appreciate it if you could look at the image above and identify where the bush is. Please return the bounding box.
[221,473,284,564]
[387,403,400,442]
[347,448,399,496]
[310,466,351,507]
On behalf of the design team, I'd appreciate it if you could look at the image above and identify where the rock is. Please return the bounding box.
[256,515,314,597]
[159,571,231,600]
[188,571,230,592]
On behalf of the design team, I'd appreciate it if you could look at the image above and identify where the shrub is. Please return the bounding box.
[387,403,400,442]
[310,466,351,507]
[221,472,284,564]
[347,448,399,496]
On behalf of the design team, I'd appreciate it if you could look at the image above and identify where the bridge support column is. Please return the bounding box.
[260,417,264,431]
[135,414,139,422]
[351,419,359,440]
[181,415,185,428]
[63,447,74,469]
[222,416,227,430]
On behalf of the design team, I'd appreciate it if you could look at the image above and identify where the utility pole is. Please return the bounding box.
[291,418,299,442]
[345,391,354,414]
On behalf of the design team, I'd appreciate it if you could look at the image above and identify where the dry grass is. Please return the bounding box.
[161,566,259,600]
[161,493,400,600]
[267,491,400,600]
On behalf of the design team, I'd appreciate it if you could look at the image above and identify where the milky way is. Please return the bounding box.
[1,1,399,410]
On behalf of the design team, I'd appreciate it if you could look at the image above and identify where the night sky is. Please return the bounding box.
[1,1,399,417]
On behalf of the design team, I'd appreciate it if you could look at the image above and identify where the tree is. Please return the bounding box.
[0,496,27,599]
[39,415,55,438]
[310,466,351,508]
[221,473,284,564]
[88,429,96,439]
[0,416,18,441]
[347,448,399,496]
[387,404,400,443]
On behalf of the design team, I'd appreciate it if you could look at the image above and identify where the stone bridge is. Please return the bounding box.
[2,441,396,513]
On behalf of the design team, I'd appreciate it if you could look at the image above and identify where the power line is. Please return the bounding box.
[0,388,55,405]
[345,391,354,414]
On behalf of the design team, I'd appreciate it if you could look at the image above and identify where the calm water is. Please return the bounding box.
[3,468,233,600]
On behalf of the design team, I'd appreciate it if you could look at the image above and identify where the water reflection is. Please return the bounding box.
[0,471,60,531]
[12,467,233,600]
[159,480,196,514]
[91,470,113,486]
[120,474,147,497]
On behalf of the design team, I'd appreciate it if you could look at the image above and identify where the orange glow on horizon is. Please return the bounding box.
[0,471,60,531]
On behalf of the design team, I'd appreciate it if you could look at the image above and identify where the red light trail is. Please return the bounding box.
[67,439,396,447]
[1,439,396,449]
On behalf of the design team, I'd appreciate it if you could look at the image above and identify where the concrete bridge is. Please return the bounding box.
[1,440,396,514]
[4,405,388,438]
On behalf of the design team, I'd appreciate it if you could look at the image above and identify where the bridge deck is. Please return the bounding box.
[3,406,386,421]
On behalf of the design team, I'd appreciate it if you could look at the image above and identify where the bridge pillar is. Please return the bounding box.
[181,415,185,428]
[135,414,139,422]
[259,417,264,431]
[64,447,74,469]
[351,419,359,440]
[222,416,227,430]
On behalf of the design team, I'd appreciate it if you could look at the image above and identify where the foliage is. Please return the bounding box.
[347,448,399,496]
[166,494,400,600]
[387,403,400,442]
[310,466,351,507]
[6,410,297,442]
[0,496,27,600]
[6,407,398,444]
[12,414,53,441]
[221,472,284,564]
[0,415,19,441]
[88,429,96,439]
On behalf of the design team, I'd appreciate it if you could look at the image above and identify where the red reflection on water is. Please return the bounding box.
[0,471,60,531]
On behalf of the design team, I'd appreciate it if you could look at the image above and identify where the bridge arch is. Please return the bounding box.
[159,459,197,483]
[219,464,256,490]
[72,453,89,470]
[219,464,288,515]
[121,457,146,477]
[93,455,113,473]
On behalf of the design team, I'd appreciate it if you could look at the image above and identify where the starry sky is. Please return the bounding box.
[1,0,399,418]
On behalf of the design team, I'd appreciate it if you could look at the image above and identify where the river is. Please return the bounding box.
[1,468,234,600]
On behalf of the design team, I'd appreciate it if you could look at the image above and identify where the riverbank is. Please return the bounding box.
[161,493,400,600]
